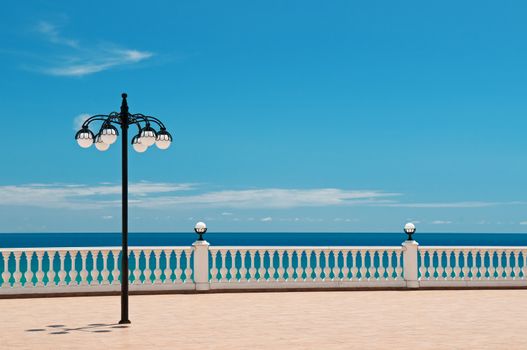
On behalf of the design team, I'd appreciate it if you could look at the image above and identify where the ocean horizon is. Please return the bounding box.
[1,232,527,248]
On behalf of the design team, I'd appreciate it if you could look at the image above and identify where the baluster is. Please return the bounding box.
[153,250,162,284]
[100,250,109,285]
[377,250,386,280]
[229,250,238,281]
[86,251,95,285]
[340,250,349,281]
[51,251,61,286]
[436,251,445,280]
[513,250,520,280]
[395,250,403,279]
[338,250,347,281]
[496,250,505,279]
[276,250,285,282]
[386,250,395,280]
[323,249,331,281]
[69,251,78,285]
[183,250,192,282]
[80,251,88,285]
[2,252,11,287]
[210,250,219,282]
[368,250,377,280]
[304,250,313,281]
[488,251,497,279]
[132,250,141,284]
[480,250,489,280]
[163,249,173,283]
[218,250,228,282]
[313,251,322,281]
[111,250,120,285]
[452,251,460,279]
[12,251,22,287]
[504,250,512,279]
[173,250,182,283]
[249,249,256,282]
[239,250,248,282]
[350,250,358,280]
[426,250,435,280]
[286,250,294,281]
[24,252,36,287]
[470,250,478,280]
[143,250,152,284]
[418,251,426,280]
[57,251,67,286]
[35,251,44,287]
[20,252,31,287]
[295,250,304,281]
[267,250,276,281]
[522,251,527,279]
[333,250,342,280]
[258,250,266,282]
[359,251,367,280]
[460,250,468,280]
[248,250,257,281]
[444,250,453,280]
[47,250,57,286]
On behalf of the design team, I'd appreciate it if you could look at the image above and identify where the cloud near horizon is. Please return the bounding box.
[0,182,525,212]
[0,182,399,210]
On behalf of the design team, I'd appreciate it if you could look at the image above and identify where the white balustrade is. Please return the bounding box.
[207,246,405,290]
[418,247,527,287]
[1,244,526,295]
[0,247,193,295]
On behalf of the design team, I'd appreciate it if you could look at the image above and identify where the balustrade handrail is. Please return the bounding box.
[419,246,527,250]
[209,246,402,250]
[0,246,192,253]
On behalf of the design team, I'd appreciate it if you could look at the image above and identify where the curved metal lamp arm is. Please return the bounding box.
[82,115,112,128]
[131,113,167,129]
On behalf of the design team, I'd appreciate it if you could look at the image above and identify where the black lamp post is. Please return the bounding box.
[75,93,173,324]
[194,222,207,241]
[404,222,416,241]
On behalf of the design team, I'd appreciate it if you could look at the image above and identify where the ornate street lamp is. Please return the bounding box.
[194,222,207,241]
[404,222,416,241]
[75,93,172,324]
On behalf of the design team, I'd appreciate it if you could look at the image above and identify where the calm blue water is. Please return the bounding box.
[1,232,527,248]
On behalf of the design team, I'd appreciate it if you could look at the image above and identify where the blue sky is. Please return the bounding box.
[1,1,527,233]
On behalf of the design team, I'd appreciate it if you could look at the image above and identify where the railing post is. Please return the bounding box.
[192,240,210,291]
[402,240,419,288]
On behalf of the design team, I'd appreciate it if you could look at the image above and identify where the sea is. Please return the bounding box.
[1,232,527,248]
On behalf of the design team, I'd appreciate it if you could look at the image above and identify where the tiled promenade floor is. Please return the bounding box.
[0,290,526,349]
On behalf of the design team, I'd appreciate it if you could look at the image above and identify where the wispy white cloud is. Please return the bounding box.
[131,188,401,209]
[520,221,527,225]
[44,49,153,77]
[378,201,511,208]
[29,21,154,76]
[36,21,79,48]
[431,220,453,225]
[0,183,398,210]
[260,217,273,222]
[0,182,195,209]
[1,182,525,215]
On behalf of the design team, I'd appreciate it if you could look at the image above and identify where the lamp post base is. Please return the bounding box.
[119,319,131,325]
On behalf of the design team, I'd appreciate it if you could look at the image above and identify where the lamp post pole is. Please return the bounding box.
[120,94,130,324]
[75,93,173,324]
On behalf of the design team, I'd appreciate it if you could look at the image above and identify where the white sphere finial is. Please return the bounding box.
[194,222,207,241]
[404,222,416,240]
[195,221,207,232]
[404,222,416,233]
